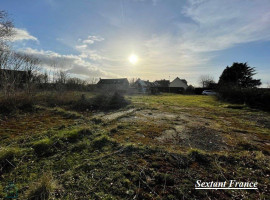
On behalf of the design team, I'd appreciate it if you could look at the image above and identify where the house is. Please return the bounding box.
[155,79,170,92]
[155,79,170,87]
[134,79,148,93]
[134,79,159,94]
[169,77,188,93]
[97,78,129,92]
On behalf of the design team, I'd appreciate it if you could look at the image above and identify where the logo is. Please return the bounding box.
[195,180,258,190]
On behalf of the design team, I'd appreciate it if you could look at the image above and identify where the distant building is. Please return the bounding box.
[155,79,170,87]
[97,78,129,92]
[169,77,188,93]
[134,79,159,94]
[155,79,170,92]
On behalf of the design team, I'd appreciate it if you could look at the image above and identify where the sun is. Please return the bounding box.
[129,54,138,64]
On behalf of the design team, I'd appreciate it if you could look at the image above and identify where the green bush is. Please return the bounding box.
[218,87,270,111]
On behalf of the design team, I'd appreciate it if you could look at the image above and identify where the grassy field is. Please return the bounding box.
[0,93,269,199]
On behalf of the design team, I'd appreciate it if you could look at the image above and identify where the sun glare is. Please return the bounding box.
[129,54,138,64]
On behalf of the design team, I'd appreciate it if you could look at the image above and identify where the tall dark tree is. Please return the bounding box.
[218,62,261,88]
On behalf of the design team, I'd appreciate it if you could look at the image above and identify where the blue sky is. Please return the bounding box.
[2,0,270,86]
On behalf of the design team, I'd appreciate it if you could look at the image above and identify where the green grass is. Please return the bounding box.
[0,93,269,199]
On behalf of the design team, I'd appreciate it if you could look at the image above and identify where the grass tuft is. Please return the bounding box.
[188,149,210,165]
[32,138,53,156]
[92,135,114,149]
[24,172,60,200]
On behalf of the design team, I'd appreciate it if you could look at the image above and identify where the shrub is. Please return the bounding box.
[39,91,77,107]
[218,87,270,111]
[218,86,244,104]
[0,92,34,114]
[185,85,195,94]
[72,92,130,111]
[107,92,130,109]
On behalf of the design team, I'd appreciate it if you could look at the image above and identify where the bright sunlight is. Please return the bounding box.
[129,54,138,64]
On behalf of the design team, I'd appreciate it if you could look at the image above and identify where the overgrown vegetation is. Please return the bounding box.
[0,11,269,199]
[218,87,270,111]
[72,92,130,111]
[0,94,269,199]
[217,62,270,111]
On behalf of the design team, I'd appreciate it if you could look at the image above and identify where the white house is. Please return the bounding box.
[169,77,188,90]
[134,78,159,93]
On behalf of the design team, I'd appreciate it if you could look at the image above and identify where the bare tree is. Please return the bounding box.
[0,10,14,48]
[129,78,136,87]
[0,50,40,95]
[198,75,215,88]
[56,70,68,84]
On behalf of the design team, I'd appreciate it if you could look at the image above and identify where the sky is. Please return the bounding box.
[2,0,270,86]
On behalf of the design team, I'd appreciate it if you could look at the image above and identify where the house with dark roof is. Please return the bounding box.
[155,79,170,92]
[97,78,129,92]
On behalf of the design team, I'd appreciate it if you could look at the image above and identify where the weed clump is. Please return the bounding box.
[72,92,130,111]
[24,172,60,200]
[155,173,175,186]
[0,93,34,114]
[237,141,259,151]
[0,147,21,172]
[0,147,20,163]
[188,149,210,165]
[92,135,113,149]
[32,138,53,156]
[53,128,92,143]
[78,128,92,136]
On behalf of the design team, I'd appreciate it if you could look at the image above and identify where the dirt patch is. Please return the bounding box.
[102,108,135,121]
[156,125,228,151]
[119,109,178,124]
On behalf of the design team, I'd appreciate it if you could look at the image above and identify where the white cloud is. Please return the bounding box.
[11,28,38,42]
[180,0,270,52]
[20,48,117,79]
[130,0,270,84]
[75,35,106,61]
[82,35,104,45]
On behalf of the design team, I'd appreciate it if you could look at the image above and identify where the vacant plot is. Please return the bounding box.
[0,93,269,199]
